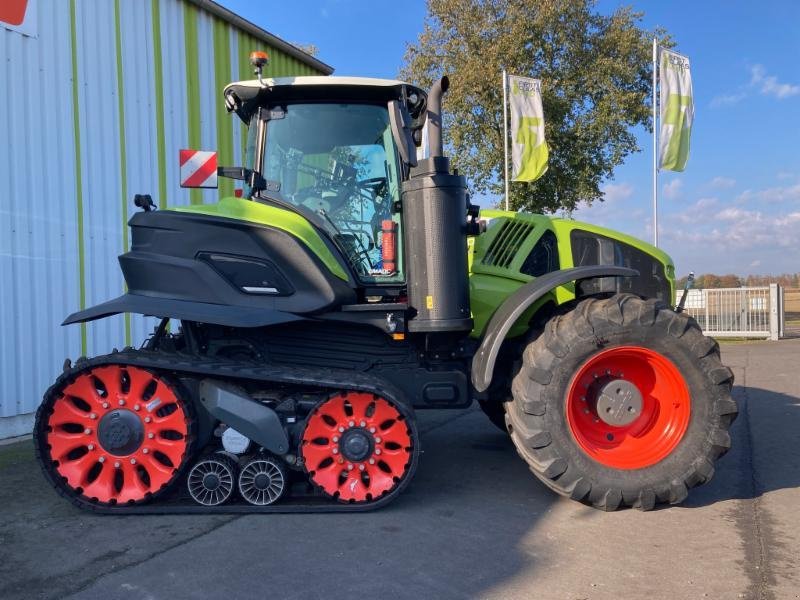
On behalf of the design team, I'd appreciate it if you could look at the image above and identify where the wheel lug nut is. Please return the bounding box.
[130,458,136,465]
[144,417,151,423]
[338,457,344,464]
[89,413,97,420]
[87,444,95,450]
[118,399,125,406]
[359,464,365,471]
[102,402,109,409]
[332,447,339,454]
[347,463,354,470]
[142,448,149,454]
[369,427,376,433]
[114,461,120,468]
[134,404,140,411]
[359,421,366,427]
[84,428,91,435]
[375,448,381,455]
[375,437,382,443]
[98,456,105,463]
[348,420,355,427]
[338,426,345,433]
[148,432,155,439]
[369,458,375,465]
[332,436,339,442]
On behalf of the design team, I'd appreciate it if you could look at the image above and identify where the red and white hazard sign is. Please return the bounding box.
[1,0,37,37]
[179,149,218,188]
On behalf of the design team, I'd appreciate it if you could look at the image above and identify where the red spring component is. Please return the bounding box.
[565,346,692,470]
[44,365,190,504]
[301,392,412,502]
[381,219,397,274]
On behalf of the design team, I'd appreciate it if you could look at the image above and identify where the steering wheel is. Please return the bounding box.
[357,177,388,196]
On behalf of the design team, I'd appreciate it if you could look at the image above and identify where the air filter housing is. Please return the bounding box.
[403,156,472,333]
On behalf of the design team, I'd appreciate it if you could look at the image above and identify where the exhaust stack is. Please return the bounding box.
[403,76,472,333]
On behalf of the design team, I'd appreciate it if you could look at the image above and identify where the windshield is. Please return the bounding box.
[246,102,403,282]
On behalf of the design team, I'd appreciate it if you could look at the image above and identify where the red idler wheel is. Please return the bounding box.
[301,392,414,502]
[41,365,192,504]
[566,346,691,470]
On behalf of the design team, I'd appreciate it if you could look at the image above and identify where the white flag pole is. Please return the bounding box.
[652,37,659,247]
[502,69,510,211]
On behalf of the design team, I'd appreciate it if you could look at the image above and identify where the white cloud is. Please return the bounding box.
[715,207,758,221]
[710,92,746,108]
[602,182,634,203]
[662,179,683,200]
[736,183,800,204]
[750,64,800,99]
[709,176,736,189]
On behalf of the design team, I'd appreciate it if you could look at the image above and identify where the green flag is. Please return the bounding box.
[658,49,694,172]
[509,75,549,182]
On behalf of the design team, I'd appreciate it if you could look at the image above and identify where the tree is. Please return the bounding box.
[401,0,669,213]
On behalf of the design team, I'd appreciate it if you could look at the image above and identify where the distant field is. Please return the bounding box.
[786,288,800,321]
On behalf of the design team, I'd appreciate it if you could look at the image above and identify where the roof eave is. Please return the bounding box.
[185,0,334,75]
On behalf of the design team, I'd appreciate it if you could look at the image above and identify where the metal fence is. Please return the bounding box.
[677,284,785,340]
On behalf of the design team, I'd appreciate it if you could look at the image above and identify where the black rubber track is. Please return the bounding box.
[506,294,738,511]
[33,350,420,514]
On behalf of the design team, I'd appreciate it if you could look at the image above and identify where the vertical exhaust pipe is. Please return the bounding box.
[426,76,450,159]
[403,75,472,334]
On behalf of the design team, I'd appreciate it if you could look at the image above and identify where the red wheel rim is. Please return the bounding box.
[45,366,190,504]
[566,346,691,470]
[301,392,412,502]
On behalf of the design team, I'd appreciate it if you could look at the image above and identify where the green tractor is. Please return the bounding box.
[34,59,736,513]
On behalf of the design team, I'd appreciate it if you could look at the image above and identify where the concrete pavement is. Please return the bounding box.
[1,340,798,600]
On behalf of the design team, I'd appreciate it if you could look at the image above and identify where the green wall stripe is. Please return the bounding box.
[151,0,167,210]
[69,0,87,355]
[114,0,131,346]
[213,19,233,199]
[183,3,202,205]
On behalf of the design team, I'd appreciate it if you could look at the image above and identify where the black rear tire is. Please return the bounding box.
[506,294,737,511]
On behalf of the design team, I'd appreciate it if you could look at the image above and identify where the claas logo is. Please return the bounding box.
[0,0,29,26]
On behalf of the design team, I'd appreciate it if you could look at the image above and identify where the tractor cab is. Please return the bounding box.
[223,75,429,284]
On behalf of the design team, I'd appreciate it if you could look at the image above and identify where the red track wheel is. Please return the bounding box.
[566,346,691,469]
[301,392,414,503]
[38,365,193,505]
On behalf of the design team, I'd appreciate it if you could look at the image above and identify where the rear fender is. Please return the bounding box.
[471,266,638,393]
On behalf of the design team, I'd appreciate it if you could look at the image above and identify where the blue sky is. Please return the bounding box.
[220,0,800,277]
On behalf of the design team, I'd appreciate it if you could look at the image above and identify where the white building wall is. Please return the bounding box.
[0,0,326,438]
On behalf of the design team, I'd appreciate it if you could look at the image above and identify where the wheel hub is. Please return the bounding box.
[42,365,190,504]
[339,428,373,462]
[566,346,692,470]
[254,473,270,489]
[301,392,413,502]
[202,473,220,490]
[97,409,144,456]
[595,379,642,427]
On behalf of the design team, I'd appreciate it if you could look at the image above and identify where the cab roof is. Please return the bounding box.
[223,76,427,124]
[225,76,409,91]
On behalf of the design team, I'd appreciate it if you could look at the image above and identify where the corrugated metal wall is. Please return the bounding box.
[0,0,327,438]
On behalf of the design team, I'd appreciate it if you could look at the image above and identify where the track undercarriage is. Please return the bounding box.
[34,334,422,514]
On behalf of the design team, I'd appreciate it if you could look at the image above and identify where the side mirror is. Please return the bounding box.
[388,100,418,168]
[179,149,218,188]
